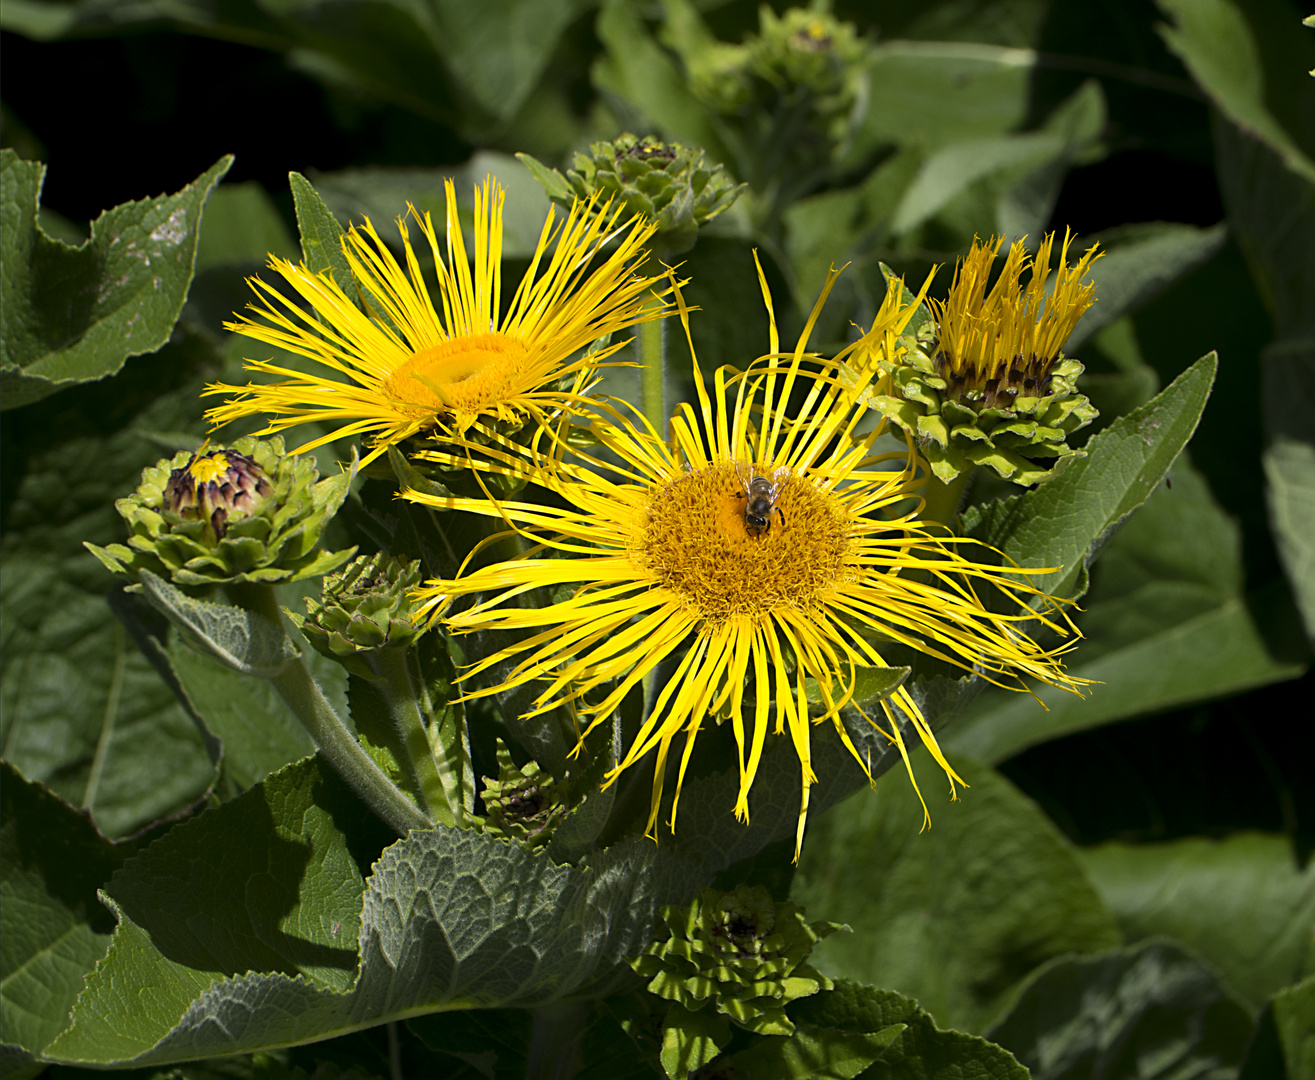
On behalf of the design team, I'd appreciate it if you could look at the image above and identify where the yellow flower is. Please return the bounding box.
[407,261,1087,857]
[205,178,672,464]
[930,229,1100,403]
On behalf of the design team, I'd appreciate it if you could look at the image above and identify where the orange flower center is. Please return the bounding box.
[635,462,852,623]
[383,332,533,420]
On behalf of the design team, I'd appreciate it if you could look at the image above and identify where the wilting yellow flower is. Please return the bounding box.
[863,230,1101,484]
[408,262,1087,856]
[205,178,672,464]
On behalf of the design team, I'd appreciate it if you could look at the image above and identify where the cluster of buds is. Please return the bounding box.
[675,3,868,151]
[628,884,844,1036]
[479,740,570,848]
[299,553,427,679]
[86,436,355,588]
[865,231,1102,485]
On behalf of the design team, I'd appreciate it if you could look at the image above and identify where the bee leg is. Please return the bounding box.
[776,507,787,527]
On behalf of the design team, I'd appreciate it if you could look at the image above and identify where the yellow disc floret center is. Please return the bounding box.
[384,332,533,417]
[635,462,852,624]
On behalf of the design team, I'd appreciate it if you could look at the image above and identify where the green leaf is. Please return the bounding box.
[137,571,298,678]
[1214,110,1315,645]
[1067,222,1229,352]
[791,757,1120,1034]
[1156,0,1315,183]
[288,171,359,308]
[857,40,1033,151]
[789,980,1030,1080]
[986,941,1255,1079]
[1239,977,1315,1080]
[660,1002,731,1079]
[167,634,316,792]
[0,152,232,410]
[0,553,218,837]
[962,350,1217,602]
[722,1020,901,1079]
[1078,833,1315,1012]
[592,0,737,172]
[307,152,553,259]
[195,181,298,271]
[945,456,1305,763]
[515,151,575,202]
[407,0,578,123]
[0,764,123,1060]
[44,784,696,1066]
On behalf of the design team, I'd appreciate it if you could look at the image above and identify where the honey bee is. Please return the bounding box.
[735,465,789,537]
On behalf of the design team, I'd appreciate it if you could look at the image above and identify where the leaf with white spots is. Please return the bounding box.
[0,151,231,410]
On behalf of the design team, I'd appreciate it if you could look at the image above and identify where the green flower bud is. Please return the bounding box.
[300,553,425,678]
[628,885,844,1036]
[480,740,569,848]
[748,5,867,133]
[864,232,1101,485]
[527,135,744,261]
[86,435,356,588]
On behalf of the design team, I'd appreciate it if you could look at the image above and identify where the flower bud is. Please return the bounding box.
[480,740,569,848]
[86,435,356,588]
[628,884,844,1036]
[300,553,426,678]
[537,135,744,261]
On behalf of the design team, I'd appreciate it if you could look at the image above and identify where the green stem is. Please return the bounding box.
[233,584,431,837]
[374,647,464,828]
[639,317,666,436]
[920,467,975,530]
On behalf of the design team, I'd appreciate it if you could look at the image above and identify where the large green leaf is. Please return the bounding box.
[40,696,956,1066]
[193,181,297,271]
[1078,834,1315,1011]
[789,980,1030,1080]
[1239,977,1315,1080]
[946,457,1305,763]
[1214,112,1315,645]
[0,152,231,410]
[305,152,553,259]
[1156,0,1315,183]
[0,765,126,1064]
[591,0,736,173]
[791,756,1120,1034]
[1066,222,1228,352]
[987,941,1255,1080]
[0,550,218,838]
[167,635,316,793]
[962,350,1216,602]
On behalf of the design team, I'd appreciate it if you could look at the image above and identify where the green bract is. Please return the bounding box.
[299,553,425,679]
[86,435,356,588]
[870,346,1098,486]
[480,740,569,848]
[629,884,844,1036]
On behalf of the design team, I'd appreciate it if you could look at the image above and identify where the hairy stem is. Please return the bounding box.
[639,318,666,436]
[234,583,431,836]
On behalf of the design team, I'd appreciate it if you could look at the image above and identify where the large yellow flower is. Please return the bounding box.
[407,262,1087,856]
[205,178,672,463]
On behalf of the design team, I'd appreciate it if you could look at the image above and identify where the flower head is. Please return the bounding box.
[205,178,673,464]
[406,262,1087,857]
[629,884,844,1035]
[547,134,744,260]
[865,231,1101,484]
[85,436,355,588]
